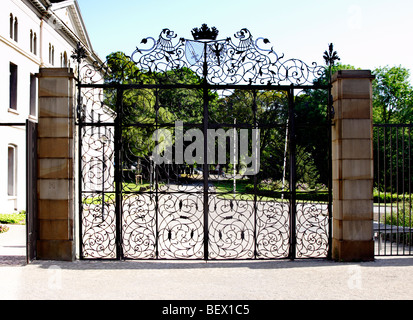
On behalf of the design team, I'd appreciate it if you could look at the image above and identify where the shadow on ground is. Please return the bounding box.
[4,255,408,271]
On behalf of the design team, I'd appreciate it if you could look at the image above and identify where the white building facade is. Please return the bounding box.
[0,0,101,213]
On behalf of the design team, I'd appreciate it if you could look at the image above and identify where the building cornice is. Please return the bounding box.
[27,0,52,18]
[23,0,103,65]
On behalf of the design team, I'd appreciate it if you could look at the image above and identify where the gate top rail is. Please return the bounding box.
[75,24,337,87]
[374,123,413,128]
[77,82,330,90]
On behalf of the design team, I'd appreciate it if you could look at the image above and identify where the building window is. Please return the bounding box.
[49,44,55,65]
[10,14,13,39]
[13,17,18,42]
[30,30,33,52]
[8,145,17,197]
[9,63,18,110]
[30,31,37,55]
[30,74,37,116]
[33,33,37,55]
[63,51,68,67]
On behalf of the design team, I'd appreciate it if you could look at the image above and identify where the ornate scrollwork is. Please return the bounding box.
[81,193,117,259]
[296,202,329,258]
[129,26,325,86]
[77,26,332,260]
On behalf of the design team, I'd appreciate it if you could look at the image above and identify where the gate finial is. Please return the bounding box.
[323,43,340,67]
[71,42,87,64]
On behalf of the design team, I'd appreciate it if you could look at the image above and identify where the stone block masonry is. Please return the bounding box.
[36,68,75,261]
[331,70,375,261]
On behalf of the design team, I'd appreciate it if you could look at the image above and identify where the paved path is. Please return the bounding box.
[0,224,26,257]
[1,224,413,300]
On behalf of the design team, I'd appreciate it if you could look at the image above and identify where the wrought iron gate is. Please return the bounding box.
[76,25,334,260]
[374,124,412,256]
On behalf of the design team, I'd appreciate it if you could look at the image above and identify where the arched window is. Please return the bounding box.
[33,33,37,55]
[63,51,68,67]
[52,46,55,65]
[14,17,18,42]
[8,145,17,197]
[9,63,18,110]
[30,30,33,52]
[10,14,13,39]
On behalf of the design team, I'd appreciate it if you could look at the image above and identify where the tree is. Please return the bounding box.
[372,66,412,194]
[373,66,413,124]
[294,63,358,189]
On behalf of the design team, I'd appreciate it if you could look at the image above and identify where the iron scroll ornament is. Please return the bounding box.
[129,26,326,86]
[75,25,337,87]
[74,26,337,260]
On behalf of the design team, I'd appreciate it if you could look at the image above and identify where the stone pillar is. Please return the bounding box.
[36,68,75,261]
[331,70,375,262]
[332,70,374,261]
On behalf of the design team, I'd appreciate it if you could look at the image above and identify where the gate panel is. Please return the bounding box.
[79,84,117,259]
[208,196,255,259]
[374,124,412,256]
[76,26,333,260]
[293,89,332,258]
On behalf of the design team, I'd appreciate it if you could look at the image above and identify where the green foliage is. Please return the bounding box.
[372,67,412,194]
[0,212,26,225]
[373,125,411,194]
[374,188,412,203]
[385,209,413,228]
[373,65,413,124]
[294,63,358,187]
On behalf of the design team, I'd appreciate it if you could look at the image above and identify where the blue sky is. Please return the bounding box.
[77,0,413,82]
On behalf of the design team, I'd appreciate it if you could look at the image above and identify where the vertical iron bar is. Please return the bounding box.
[390,127,393,255]
[26,119,38,263]
[327,84,333,260]
[114,87,124,260]
[77,82,84,260]
[383,126,387,255]
[409,126,413,254]
[25,120,30,263]
[402,127,405,254]
[392,127,400,255]
[202,42,209,261]
[155,89,160,259]
[252,90,258,259]
[288,85,296,260]
[376,126,381,255]
[99,115,106,233]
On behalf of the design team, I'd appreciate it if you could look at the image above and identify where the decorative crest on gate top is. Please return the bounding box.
[77,25,335,86]
[129,25,326,86]
[192,24,219,40]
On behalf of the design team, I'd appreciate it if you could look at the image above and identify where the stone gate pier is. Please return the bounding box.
[331,70,375,261]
